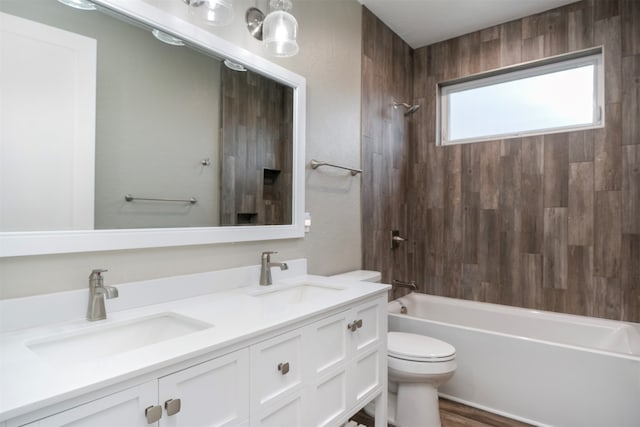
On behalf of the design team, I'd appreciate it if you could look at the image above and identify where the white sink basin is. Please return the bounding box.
[250,283,344,304]
[27,313,213,365]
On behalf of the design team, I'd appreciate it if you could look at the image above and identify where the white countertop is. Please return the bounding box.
[0,261,389,423]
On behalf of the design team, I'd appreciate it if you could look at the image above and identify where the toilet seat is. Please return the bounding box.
[388,332,455,362]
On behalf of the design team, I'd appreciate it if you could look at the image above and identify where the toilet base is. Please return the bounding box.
[364,382,442,427]
[396,382,441,427]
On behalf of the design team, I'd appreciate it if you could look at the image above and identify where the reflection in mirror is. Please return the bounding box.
[0,0,294,232]
[221,67,293,226]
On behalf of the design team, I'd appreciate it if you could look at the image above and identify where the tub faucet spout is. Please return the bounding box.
[87,269,118,321]
[392,279,417,298]
[259,251,288,286]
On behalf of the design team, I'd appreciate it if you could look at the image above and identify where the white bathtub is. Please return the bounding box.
[388,293,640,427]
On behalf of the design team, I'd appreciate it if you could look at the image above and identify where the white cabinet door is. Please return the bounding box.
[250,328,304,415]
[159,349,250,427]
[251,391,306,427]
[306,311,350,427]
[346,298,385,407]
[24,381,156,427]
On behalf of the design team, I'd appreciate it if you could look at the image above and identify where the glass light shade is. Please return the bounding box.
[152,29,185,46]
[189,0,234,26]
[262,10,299,57]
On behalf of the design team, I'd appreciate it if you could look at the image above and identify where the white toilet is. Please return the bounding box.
[332,270,457,427]
[386,331,456,427]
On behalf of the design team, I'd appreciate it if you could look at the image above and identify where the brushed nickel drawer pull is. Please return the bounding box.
[145,405,162,424]
[348,319,363,332]
[278,362,290,375]
[165,398,182,416]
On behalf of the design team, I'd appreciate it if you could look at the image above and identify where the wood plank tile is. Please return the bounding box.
[480,38,501,71]
[500,230,522,306]
[521,253,543,309]
[621,0,640,56]
[544,9,569,56]
[479,209,500,285]
[543,134,569,208]
[568,162,594,245]
[463,206,479,264]
[568,4,594,51]
[521,12,546,39]
[622,145,640,234]
[622,55,640,146]
[592,276,622,320]
[520,173,544,254]
[594,191,622,278]
[480,142,501,209]
[594,103,622,191]
[521,136,544,175]
[568,131,595,163]
[462,263,481,300]
[594,0,620,21]
[500,20,523,67]
[459,32,482,75]
[567,245,593,315]
[426,208,444,277]
[426,143,445,208]
[594,16,622,104]
[621,234,640,322]
[440,399,534,427]
[522,35,545,62]
[543,208,568,289]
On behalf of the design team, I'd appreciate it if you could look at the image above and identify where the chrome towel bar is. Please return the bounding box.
[310,159,362,176]
[124,194,197,204]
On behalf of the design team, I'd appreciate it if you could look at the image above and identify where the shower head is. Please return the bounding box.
[393,102,421,116]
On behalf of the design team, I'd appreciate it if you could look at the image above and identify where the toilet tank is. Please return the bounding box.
[331,270,381,283]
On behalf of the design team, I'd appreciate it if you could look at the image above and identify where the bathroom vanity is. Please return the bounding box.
[0,260,389,427]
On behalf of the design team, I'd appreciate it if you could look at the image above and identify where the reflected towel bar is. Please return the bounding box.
[310,159,362,176]
[124,194,197,204]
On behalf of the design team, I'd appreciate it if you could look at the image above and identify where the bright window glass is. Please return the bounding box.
[439,51,603,145]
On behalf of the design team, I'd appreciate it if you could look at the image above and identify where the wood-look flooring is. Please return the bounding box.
[350,399,533,427]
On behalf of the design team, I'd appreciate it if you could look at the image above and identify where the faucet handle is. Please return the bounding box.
[261,251,277,260]
[90,269,108,278]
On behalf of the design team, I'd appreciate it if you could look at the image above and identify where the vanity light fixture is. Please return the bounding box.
[184,0,234,26]
[223,59,247,72]
[246,0,299,58]
[57,0,96,11]
[152,29,185,46]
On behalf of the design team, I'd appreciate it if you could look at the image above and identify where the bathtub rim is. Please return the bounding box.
[388,293,640,361]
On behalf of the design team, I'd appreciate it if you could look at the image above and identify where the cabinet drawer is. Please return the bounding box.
[159,349,249,427]
[250,329,304,411]
[23,381,156,427]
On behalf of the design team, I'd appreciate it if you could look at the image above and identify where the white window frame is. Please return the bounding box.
[437,47,604,146]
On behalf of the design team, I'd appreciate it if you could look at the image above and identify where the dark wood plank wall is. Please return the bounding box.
[361,7,414,284]
[362,0,640,322]
[220,68,293,226]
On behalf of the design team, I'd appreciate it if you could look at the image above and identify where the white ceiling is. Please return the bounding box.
[358,0,578,49]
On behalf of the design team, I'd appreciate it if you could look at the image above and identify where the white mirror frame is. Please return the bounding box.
[0,0,306,257]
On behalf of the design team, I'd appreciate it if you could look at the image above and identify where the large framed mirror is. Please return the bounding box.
[0,0,306,257]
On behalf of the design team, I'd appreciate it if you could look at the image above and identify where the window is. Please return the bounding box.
[438,49,604,145]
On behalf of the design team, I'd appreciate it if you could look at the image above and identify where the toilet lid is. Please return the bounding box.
[388,332,456,362]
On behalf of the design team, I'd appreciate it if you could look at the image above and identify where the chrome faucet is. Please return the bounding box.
[259,251,288,286]
[392,279,417,298]
[87,269,118,321]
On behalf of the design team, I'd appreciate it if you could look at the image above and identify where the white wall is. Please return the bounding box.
[0,0,363,299]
